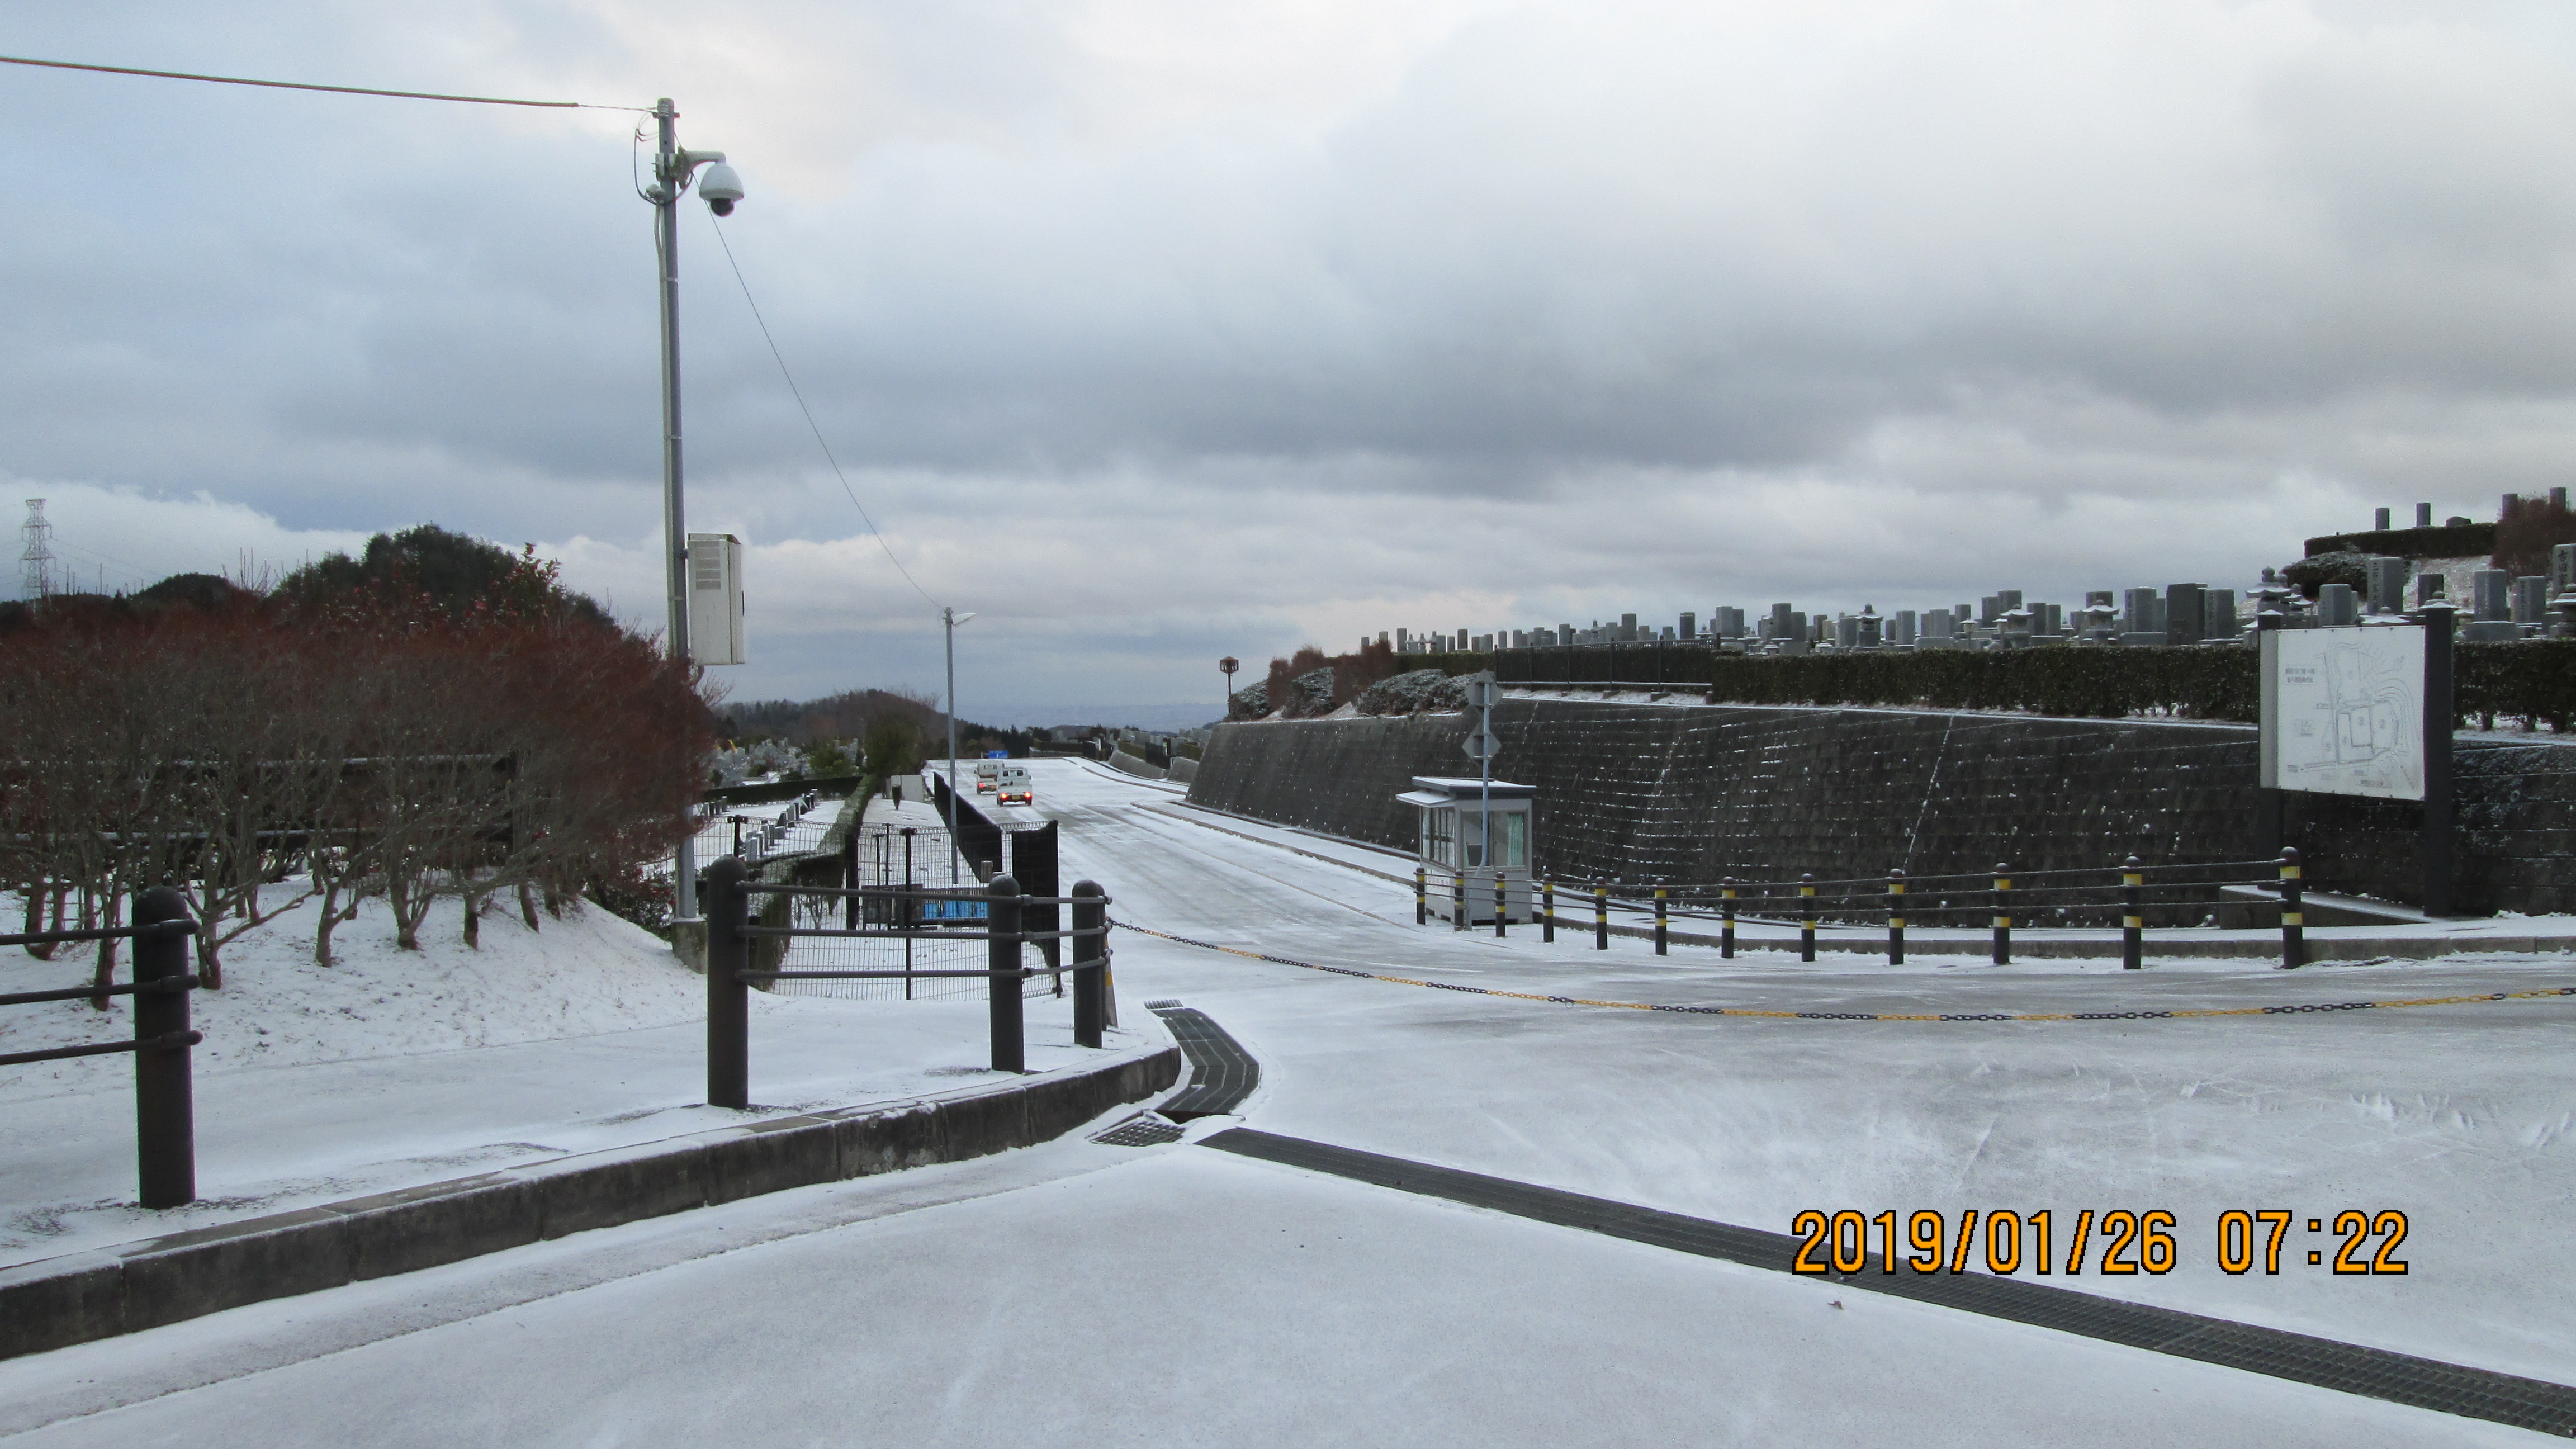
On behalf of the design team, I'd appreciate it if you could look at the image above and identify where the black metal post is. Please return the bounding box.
[1453,871,1466,932]
[2421,604,2455,916]
[1415,866,1427,926]
[1992,861,2012,965]
[1072,880,1105,1048]
[987,872,1025,1073]
[1542,880,1555,943]
[842,826,859,932]
[1721,879,1735,959]
[1799,874,1816,963]
[132,886,196,1209]
[902,828,916,998]
[1654,887,1668,955]
[703,855,749,1110]
[1594,887,1608,950]
[2122,856,2143,971]
[2279,848,2305,969]
[1886,869,1905,966]
[1494,873,1508,938]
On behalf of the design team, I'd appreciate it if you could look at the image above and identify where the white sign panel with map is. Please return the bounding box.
[2258,626,2426,801]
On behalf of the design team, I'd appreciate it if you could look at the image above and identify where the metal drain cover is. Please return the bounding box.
[1143,998,1183,1010]
[1092,1114,1185,1147]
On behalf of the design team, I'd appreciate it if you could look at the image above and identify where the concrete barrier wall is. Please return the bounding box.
[1185,700,2576,913]
[0,1046,1180,1361]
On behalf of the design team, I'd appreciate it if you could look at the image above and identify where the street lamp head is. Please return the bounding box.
[698,161,744,216]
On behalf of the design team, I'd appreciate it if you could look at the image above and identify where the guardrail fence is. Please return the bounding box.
[1,886,200,1206]
[1422,851,2321,970]
[698,855,1114,1110]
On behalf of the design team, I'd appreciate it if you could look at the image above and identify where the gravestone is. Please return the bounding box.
[2315,583,2358,627]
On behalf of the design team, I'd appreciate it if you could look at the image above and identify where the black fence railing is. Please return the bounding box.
[0,886,200,1206]
[699,856,1116,1110]
[1426,851,2319,970]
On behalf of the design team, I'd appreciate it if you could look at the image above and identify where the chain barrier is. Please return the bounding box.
[1108,919,2576,1024]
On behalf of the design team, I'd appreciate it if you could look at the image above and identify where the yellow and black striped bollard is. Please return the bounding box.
[1494,873,1508,939]
[1593,886,1608,950]
[2279,847,2304,969]
[1654,887,1668,956]
[2121,856,2143,970]
[1799,874,1817,963]
[1542,880,1555,943]
[1991,861,2012,965]
[1721,879,1736,959]
[1415,866,1427,927]
[1886,869,1905,965]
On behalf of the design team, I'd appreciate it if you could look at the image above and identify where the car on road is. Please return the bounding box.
[996,764,1033,804]
[974,759,1000,794]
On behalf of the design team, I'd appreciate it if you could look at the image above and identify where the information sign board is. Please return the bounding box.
[2258,626,2426,801]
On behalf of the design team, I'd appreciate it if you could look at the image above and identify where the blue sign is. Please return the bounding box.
[917,897,989,922]
[984,750,1010,759]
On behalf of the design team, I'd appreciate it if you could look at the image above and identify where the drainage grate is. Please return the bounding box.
[1143,998,1183,1009]
[1092,1114,1186,1147]
[1148,1003,1261,1119]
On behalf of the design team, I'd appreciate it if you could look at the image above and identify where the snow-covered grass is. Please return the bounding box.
[0,889,711,1106]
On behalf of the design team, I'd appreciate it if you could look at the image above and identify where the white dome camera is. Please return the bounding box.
[698,161,744,216]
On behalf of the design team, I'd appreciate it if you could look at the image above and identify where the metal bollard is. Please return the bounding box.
[1654,887,1668,956]
[987,873,1025,1073]
[1991,862,2012,965]
[1072,880,1106,1048]
[2122,856,2143,970]
[1452,872,1467,932]
[1542,880,1555,943]
[1800,874,1817,963]
[1495,873,1508,938]
[1594,887,1608,950]
[1886,870,1905,966]
[132,886,197,1209]
[1415,867,1427,926]
[703,856,750,1110]
[1721,879,1736,959]
[2279,848,2305,969]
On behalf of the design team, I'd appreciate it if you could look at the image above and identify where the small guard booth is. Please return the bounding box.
[1399,776,1537,925]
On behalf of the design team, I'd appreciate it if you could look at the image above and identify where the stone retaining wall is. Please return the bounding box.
[1185,700,2576,913]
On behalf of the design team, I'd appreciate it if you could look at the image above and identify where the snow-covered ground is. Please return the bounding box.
[0,794,1154,1269]
[3,755,2570,1446]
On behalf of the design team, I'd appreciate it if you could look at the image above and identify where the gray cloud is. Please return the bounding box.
[6,1,2575,711]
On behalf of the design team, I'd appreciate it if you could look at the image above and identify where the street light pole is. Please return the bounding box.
[944,607,976,883]
[654,98,699,925]
[647,99,744,927]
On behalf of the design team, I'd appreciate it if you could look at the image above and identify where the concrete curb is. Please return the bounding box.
[0,1045,1181,1362]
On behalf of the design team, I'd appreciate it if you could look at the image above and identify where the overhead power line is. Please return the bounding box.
[0,52,648,111]
[704,212,942,609]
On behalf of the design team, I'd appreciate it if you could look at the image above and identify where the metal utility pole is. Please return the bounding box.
[944,607,976,883]
[651,98,700,924]
[645,100,743,926]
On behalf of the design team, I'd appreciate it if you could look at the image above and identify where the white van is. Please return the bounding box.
[996,764,1033,805]
[973,759,1001,794]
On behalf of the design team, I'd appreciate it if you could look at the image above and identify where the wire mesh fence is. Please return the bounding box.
[761,886,1061,1002]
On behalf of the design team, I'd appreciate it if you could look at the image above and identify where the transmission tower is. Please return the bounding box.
[19,499,55,599]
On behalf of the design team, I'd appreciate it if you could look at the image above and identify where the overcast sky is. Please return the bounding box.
[7,1,2575,720]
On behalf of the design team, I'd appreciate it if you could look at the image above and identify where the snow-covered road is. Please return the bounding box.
[5,756,2570,1446]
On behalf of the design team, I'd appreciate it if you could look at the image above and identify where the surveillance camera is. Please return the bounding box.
[698,161,744,216]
